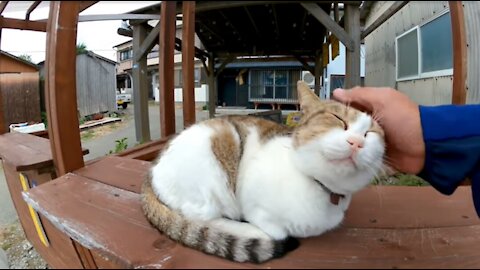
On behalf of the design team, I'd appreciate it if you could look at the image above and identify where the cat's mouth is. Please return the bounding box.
[330,156,358,169]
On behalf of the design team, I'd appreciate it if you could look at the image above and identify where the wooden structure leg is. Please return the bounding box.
[182,1,196,128]
[159,1,176,137]
[344,3,361,88]
[314,51,322,97]
[132,23,151,143]
[207,53,216,118]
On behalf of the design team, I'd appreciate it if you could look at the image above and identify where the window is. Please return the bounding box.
[396,11,453,81]
[249,69,300,101]
[174,68,203,88]
[119,49,133,61]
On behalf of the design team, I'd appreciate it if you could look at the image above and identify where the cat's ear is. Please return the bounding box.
[297,80,322,116]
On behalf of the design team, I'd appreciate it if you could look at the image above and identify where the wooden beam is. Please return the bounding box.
[344,4,361,88]
[25,1,41,20]
[207,54,216,118]
[361,1,409,40]
[214,55,235,77]
[78,14,160,22]
[0,2,8,15]
[132,23,151,143]
[133,21,160,63]
[182,1,196,128]
[159,1,176,138]
[0,17,46,32]
[44,1,84,175]
[79,1,98,13]
[293,54,315,75]
[174,37,209,60]
[314,51,322,97]
[449,1,467,105]
[301,3,354,51]
[244,6,261,41]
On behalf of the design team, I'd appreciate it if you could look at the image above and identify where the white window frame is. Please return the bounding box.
[395,9,453,82]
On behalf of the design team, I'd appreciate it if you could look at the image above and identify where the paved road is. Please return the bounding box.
[82,103,209,161]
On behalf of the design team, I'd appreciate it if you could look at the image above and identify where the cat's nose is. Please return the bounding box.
[347,136,364,150]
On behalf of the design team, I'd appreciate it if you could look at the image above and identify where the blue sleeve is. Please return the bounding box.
[418,105,480,217]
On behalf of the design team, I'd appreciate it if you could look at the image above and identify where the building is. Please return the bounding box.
[39,51,117,117]
[114,24,208,108]
[0,50,41,132]
[363,1,478,105]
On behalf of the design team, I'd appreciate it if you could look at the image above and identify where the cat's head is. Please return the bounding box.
[292,81,386,195]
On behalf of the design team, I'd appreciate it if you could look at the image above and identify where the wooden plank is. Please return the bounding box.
[344,3,361,88]
[23,175,480,268]
[0,133,52,171]
[346,186,480,229]
[0,132,87,171]
[44,1,84,175]
[132,23,151,143]
[182,1,196,128]
[450,1,467,105]
[0,16,46,32]
[74,156,151,193]
[159,1,177,138]
[116,136,171,161]
[2,162,84,268]
[361,1,409,40]
[300,3,354,51]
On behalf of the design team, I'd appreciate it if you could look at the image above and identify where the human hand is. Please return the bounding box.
[332,87,425,174]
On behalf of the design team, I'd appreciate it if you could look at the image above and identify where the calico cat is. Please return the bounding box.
[142,80,385,263]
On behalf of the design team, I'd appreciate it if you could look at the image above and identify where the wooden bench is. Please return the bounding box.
[22,155,480,268]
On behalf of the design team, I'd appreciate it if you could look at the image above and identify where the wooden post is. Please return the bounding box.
[182,1,196,128]
[207,54,216,118]
[45,2,97,267]
[344,4,361,88]
[159,1,176,137]
[449,1,467,105]
[132,23,151,143]
[314,51,322,97]
[44,1,84,176]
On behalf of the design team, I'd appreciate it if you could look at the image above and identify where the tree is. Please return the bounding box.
[76,42,88,54]
[18,54,33,63]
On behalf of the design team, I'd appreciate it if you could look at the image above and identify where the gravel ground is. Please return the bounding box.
[0,221,48,269]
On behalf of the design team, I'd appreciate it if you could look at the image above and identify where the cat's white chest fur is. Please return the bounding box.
[237,128,349,239]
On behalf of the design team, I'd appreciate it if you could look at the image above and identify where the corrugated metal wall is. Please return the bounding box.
[76,54,116,117]
[463,1,480,104]
[364,1,452,105]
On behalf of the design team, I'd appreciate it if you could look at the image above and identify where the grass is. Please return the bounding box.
[80,129,95,141]
[372,173,430,186]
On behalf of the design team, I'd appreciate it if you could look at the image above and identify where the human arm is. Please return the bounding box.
[333,87,480,216]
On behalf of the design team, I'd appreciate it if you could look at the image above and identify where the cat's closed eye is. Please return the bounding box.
[330,113,348,130]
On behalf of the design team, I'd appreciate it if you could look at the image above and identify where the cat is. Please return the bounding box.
[141,80,385,263]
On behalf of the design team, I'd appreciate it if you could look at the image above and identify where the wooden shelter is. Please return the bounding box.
[0,1,479,268]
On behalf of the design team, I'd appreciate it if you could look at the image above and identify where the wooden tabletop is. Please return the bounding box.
[0,132,89,171]
[23,156,480,268]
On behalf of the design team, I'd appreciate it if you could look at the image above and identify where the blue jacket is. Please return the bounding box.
[418,105,480,216]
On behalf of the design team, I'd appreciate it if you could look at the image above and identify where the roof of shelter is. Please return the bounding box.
[129,2,336,59]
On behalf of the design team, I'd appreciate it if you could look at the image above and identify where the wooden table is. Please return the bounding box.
[23,155,480,268]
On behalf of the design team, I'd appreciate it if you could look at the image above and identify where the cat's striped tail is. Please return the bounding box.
[141,177,298,263]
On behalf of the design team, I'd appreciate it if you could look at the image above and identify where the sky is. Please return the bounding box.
[0,1,160,64]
